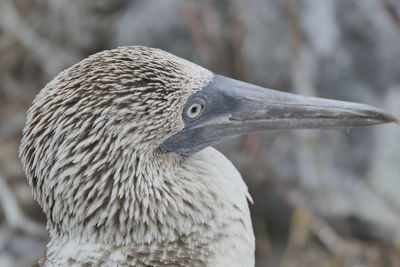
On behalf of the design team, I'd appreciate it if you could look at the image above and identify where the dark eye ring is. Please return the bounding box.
[186,103,203,118]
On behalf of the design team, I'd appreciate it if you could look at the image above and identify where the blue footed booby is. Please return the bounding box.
[19,46,397,266]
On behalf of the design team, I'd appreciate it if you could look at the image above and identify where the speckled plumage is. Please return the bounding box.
[20,46,254,266]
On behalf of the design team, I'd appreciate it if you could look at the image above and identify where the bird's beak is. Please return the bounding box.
[161,75,398,156]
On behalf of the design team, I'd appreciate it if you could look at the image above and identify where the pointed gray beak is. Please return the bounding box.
[161,75,398,156]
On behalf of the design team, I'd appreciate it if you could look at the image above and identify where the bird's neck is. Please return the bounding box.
[44,149,183,241]
[44,148,230,245]
[42,147,254,266]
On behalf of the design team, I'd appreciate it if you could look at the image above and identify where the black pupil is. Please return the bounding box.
[191,106,198,114]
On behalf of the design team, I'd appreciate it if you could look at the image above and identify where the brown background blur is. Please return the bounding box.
[0,0,400,266]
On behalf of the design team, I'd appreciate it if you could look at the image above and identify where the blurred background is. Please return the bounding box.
[0,0,400,266]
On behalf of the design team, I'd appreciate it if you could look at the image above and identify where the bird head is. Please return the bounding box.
[19,46,396,242]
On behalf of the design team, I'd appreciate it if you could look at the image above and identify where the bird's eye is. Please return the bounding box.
[186,103,203,119]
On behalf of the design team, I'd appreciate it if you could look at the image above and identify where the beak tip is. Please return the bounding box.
[379,112,399,125]
[357,104,398,125]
